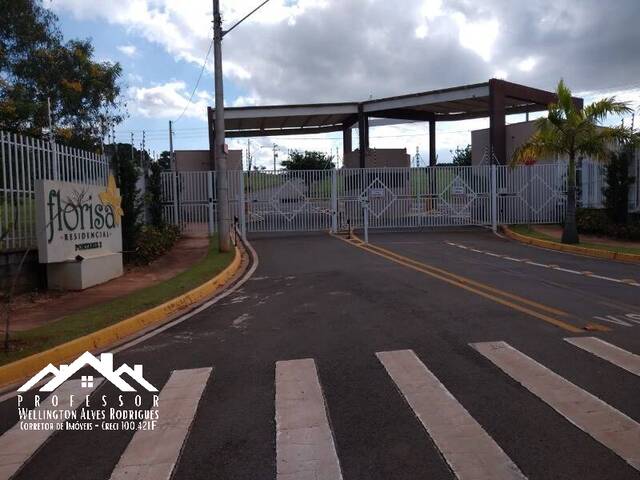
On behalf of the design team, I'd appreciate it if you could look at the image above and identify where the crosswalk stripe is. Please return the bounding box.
[377,349,526,480]
[275,358,342,480]
[109,367,212,480]
[0,379,101,480]
[565,337,640,377]
[472,341,640,471]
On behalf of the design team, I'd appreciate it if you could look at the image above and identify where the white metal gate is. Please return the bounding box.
[162,164,572,236]
[337,166,493,230]
[242,169,333,232]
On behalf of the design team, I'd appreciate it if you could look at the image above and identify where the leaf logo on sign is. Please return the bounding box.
[99,175,124,225]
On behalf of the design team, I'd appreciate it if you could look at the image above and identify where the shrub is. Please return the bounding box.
[576,208,609,236]
[603,148,635,224]
[577,208,640,241]
[132,224,181,265]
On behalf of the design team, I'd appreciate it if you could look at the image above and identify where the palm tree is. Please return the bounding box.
[512,80,633,244]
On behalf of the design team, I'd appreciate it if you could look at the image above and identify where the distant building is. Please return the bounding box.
[471,120,558,166]
[343,148,410,168]
[173,149,243,171]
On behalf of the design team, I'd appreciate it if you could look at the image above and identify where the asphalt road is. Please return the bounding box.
[1,229,639,479]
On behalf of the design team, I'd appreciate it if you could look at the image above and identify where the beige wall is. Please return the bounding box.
[471,121,557,165]
[343,148,410,168]
[174,149,243,171]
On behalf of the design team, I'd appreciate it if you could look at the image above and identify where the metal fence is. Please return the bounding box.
[0,130,109,251]
[161,163,602,235]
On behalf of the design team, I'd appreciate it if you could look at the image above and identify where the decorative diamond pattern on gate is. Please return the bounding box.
[271,178,309,221]
[360,178,396,218]
[440,174,476,217]
[517,174,556,214]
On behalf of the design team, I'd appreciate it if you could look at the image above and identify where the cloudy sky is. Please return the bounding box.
[46,0,640,166]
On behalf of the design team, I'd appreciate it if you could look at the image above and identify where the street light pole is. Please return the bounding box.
[213,0,231,252]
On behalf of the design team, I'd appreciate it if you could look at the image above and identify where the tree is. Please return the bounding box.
[0,0,124,149]
[147,161,164,228]
[105,143,143,257]
[451,144,472,166]
[281,150,335,170]
[512,80,633,244]
[158,151,172,170]
[603,146,635,224]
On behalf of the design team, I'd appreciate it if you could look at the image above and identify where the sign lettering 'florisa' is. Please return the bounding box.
[35,176,123,263]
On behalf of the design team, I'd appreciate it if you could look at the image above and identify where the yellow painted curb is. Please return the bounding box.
[0,245,243,389]
[501,226,640,264]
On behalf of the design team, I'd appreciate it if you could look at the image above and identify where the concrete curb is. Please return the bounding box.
[501,226,640,264]
[0,243,244,389]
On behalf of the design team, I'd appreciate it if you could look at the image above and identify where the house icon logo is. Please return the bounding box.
[18,352,158,393]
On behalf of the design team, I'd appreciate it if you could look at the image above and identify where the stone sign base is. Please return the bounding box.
[47,253,123,291]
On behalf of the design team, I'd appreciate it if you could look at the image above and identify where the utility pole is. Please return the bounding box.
[46,97,59,180]
[130,132,135,163]
[213,0,231,252]
[111,124,116,153]
[141,130,146,168]
[169,121,175,170]
[247,138,252,171]
[273,144,278,171]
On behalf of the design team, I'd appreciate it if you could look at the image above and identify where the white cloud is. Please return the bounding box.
[117,44,137,57]
[128,81,209,121]
[453,13,500,62]
[517,56,537,72]
[415,25,428,39]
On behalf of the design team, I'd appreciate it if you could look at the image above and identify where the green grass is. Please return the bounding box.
[510,224,640,256]
[0,237,234,366]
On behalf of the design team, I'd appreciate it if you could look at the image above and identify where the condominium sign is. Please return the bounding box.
[35,176,123,263]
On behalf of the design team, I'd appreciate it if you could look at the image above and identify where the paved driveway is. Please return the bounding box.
[2,230,639,480]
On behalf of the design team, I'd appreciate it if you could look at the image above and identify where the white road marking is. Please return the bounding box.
[593,315,634,327]
[472,341,640,471]
[0,379,101,480]
[525,261,548,268]
[377,349,526,480]
[565,337,640,377]
[109,367,212,480]
[553,267,582,275]
[275,358,342,480]
[446,242,638,287]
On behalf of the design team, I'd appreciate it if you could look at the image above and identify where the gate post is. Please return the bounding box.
[172,171,179,227]
[331,169,337,233]
[207,171,215,236]
[238,171,247,239]
[491,164,498,231]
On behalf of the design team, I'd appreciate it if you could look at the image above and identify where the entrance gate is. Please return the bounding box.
[161,164,570,236]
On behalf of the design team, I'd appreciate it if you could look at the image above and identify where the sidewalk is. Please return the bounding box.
[533,225,640,250]
[6,237,209,331]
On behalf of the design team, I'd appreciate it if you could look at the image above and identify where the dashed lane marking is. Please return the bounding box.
[565,337,640,377]
[0,379,102,480]
[472,341,640,472]
[109,367,212,480]
[446,242,640,287]
[275,358,343,480]
[377,349,527,480]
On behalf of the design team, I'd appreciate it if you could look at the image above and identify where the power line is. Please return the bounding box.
[174,39,214,124]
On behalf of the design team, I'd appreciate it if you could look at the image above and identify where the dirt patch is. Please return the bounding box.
[3,237,209,332]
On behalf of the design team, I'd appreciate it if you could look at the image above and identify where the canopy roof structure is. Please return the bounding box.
[208,79,583,166]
